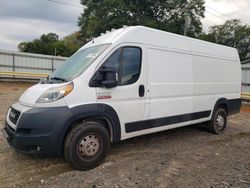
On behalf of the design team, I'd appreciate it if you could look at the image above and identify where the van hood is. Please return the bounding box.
[19,83,63,107]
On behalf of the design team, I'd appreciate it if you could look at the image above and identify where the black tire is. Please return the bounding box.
[64,121,110,170]
[208,108,227,134]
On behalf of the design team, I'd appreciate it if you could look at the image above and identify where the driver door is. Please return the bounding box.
[95,45,148,139]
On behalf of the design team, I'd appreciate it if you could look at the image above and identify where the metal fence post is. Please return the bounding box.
[13,53,15,81]
[51,58,54,73]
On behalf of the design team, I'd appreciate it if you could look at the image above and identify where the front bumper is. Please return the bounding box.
[2,123,44,154]
[3,103,74,156]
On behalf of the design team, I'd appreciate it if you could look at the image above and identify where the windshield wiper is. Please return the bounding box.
[50,77,68,82]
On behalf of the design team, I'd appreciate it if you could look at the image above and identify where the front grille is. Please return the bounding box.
[9,108,20,125]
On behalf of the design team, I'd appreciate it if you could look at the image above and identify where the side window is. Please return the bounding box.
[101,46,142,86]
[121,47,141,85]
[103,48,122,75]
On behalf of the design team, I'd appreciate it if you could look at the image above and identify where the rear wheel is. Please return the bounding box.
[208,108,227,134]
[64,121,110,170]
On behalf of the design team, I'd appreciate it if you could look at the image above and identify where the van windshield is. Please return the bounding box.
[50,44,110,81]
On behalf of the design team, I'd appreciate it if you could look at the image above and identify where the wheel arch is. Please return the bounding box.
[60,103,121,155]
[212,98,229,116]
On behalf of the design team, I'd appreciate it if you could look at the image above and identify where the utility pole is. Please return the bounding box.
[233,28,236,48]
[54,47,57,56]
[183,1,192,36]
[184,15,191,36]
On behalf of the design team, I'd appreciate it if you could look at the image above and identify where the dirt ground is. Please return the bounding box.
[0,82,249,188]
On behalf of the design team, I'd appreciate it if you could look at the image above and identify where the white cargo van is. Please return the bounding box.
[2,26,241,170]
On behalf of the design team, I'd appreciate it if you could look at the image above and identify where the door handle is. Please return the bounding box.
[139,85,145,97]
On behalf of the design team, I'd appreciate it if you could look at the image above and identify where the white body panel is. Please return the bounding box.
[143,47,194,137]
[18,26,241,141]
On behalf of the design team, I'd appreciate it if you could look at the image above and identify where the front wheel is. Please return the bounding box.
[208,108,227,134]
[64,121,110,170]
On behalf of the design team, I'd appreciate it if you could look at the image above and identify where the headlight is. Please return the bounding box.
[36,82,74,103]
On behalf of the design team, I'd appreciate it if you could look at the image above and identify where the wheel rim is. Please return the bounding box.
[216,114,225,130]
[78,134,101,158]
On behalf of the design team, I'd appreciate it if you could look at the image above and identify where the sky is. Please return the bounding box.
[0,0,250,51]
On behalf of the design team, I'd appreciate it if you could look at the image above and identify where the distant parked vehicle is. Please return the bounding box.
[2,26,242,170]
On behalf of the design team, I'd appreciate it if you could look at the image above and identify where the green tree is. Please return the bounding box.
[18,32,82,57]
[63,32,83,55]
[199,19,250,61]
[78,0,205,42]
[18,33,60,55]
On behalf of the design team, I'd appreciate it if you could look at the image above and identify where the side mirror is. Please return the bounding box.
[89,67,118,88]
[100,67,118,88]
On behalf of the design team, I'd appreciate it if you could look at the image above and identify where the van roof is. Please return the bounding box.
[82,26,239,61]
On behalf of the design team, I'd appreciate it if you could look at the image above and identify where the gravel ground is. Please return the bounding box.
[0,82,249,188]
